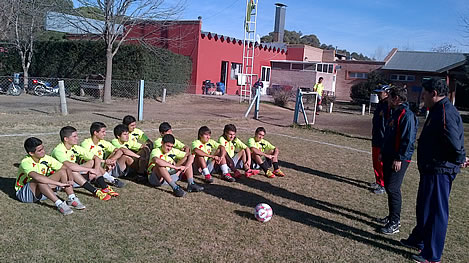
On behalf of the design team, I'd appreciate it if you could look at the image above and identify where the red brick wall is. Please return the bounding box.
[335,61,384,101]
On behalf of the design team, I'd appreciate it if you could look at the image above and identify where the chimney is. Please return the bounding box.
[273,3,287,43]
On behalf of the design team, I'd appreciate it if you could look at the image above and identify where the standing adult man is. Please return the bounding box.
[313,77,324,114]
[378,86,418,235]
[371,85,391,194]
[400,78,467,263]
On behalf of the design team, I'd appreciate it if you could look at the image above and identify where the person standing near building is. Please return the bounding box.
[400,78,468,263]
[313,77,324,114]
[377,86,418,235]
[370,85,391,194]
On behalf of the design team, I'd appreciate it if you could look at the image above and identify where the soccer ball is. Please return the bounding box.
[254,203,273,223]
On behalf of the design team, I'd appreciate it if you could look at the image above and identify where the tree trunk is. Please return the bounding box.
[23,69,28,92]
[103,47,113,104]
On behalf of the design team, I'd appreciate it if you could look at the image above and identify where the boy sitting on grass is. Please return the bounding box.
[16,137,110,216]
[81,122,140,188]
[192,126,233,183]
[248,127,286,178]
[111,124,150,177]
[154,122,190,154]
[148,134,204,197]
[123,115,153,150]
[219,124,258,178]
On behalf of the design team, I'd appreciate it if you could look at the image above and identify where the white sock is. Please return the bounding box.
[102,172,116,182]
[67,194,76,201]
[220,164,229,174]
[202,168,210,176]
[55,200,63,207]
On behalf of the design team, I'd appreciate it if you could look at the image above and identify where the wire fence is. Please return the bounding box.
[0,75,190,100]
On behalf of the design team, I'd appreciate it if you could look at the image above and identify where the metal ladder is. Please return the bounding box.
[240,0,259,103]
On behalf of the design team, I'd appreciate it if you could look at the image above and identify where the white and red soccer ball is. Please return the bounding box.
[254,203,273,222]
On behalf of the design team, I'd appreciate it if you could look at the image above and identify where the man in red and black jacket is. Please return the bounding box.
[400,78,468,263]
[371,85,391,194]
[377,86,418,235]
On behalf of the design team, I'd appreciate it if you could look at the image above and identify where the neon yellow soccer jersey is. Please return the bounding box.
[247,138,275,153]
[51,143,94,164]
[219,136,247,158]
[129,128,149,144]
[16,155,63,191]
[154,137,185,150]
[191,139,220,160]
[111,138,141,152]
[81,138,116,160]
[147,146,186,174]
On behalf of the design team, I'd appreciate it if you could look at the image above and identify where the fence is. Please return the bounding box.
[0,76,190,100]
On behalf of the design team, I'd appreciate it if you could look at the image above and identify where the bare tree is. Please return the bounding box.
[0,1,15,40]
[431,43,460,53]
[62,0,184,103]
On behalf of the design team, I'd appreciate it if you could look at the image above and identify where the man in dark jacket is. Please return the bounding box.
[378,86,418,235]
[400,78,467,263]
[371,85,391,194]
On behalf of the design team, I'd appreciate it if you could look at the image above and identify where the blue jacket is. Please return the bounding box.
[372,99,391,147]
[417,97,466,174]
[382,102,418,161]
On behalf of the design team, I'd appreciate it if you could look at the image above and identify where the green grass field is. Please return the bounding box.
[0,115,468,263]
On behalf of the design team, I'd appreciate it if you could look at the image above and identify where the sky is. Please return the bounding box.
[175,0,469,60]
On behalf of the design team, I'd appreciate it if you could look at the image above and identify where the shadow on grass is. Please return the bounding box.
[279,160,370,190]
[204,184,412,257]
[237,177,378,227]
[0,177,17,199]
[255,117,292,128]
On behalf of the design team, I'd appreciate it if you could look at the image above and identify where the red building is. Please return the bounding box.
[126,20,287,95]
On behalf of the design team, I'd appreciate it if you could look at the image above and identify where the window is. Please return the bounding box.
[349,72,368,79]
[292,63,303,70]
[261,66,271,82]
[271,62,290,70]
[317,64,323,72]
[303,63,316,71]
[390,74,415,82]
[230,63,242,80]
[328,64,334,73]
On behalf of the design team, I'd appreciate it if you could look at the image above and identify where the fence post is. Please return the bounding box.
[162,88,166,103]
[361,104,366,115]
[329,102,333,113]
[58,80,68,116]
[138,80,144,121]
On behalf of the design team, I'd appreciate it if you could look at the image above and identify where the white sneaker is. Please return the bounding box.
[57,202,73,215]
[67,197,86,210]
[370,182,380,189]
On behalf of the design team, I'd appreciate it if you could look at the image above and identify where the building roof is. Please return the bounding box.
[381,51,467,73]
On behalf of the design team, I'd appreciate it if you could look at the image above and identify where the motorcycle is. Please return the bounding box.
[32,79,59,96]
[0,73,22,96]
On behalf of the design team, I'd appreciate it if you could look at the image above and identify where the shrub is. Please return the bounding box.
[350,71,388,104]
[272,88,294,107]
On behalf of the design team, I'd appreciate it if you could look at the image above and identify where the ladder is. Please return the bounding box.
[240,0,259,103]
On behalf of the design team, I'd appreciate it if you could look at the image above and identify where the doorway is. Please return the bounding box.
[220,61,228,93]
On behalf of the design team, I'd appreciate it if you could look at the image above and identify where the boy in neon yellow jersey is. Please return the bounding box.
[52,126,117,198]
[123,115,153,150]
[18,137,110,214]
[154,122,189,154]
[112,124,149,176]
[192,126,233,183]
[219,124,258,178]
[82,122,140,187]
[148,134,204,197]
[248,127,286,178]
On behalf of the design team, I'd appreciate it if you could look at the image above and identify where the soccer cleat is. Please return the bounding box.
[233,170,242,178]
[173,186,186,197]
[273,169,285,177]
[373,186,385,194]
[265,170,275,178]
[102,186,119,197]
[204,174,214,184]
[375,216,401,227]
[222,173,236,182]
[379,221,400,235]
[400,239,422,251]
[113,179,125,188]
[57,202,73,215]
[411,254,440,263]
[67,197,86,210]
[187,183,204,193]
[244,169,254,177]
[95,189,112,201]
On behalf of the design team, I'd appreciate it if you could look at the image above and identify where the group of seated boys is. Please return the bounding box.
[15,115,285,215]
